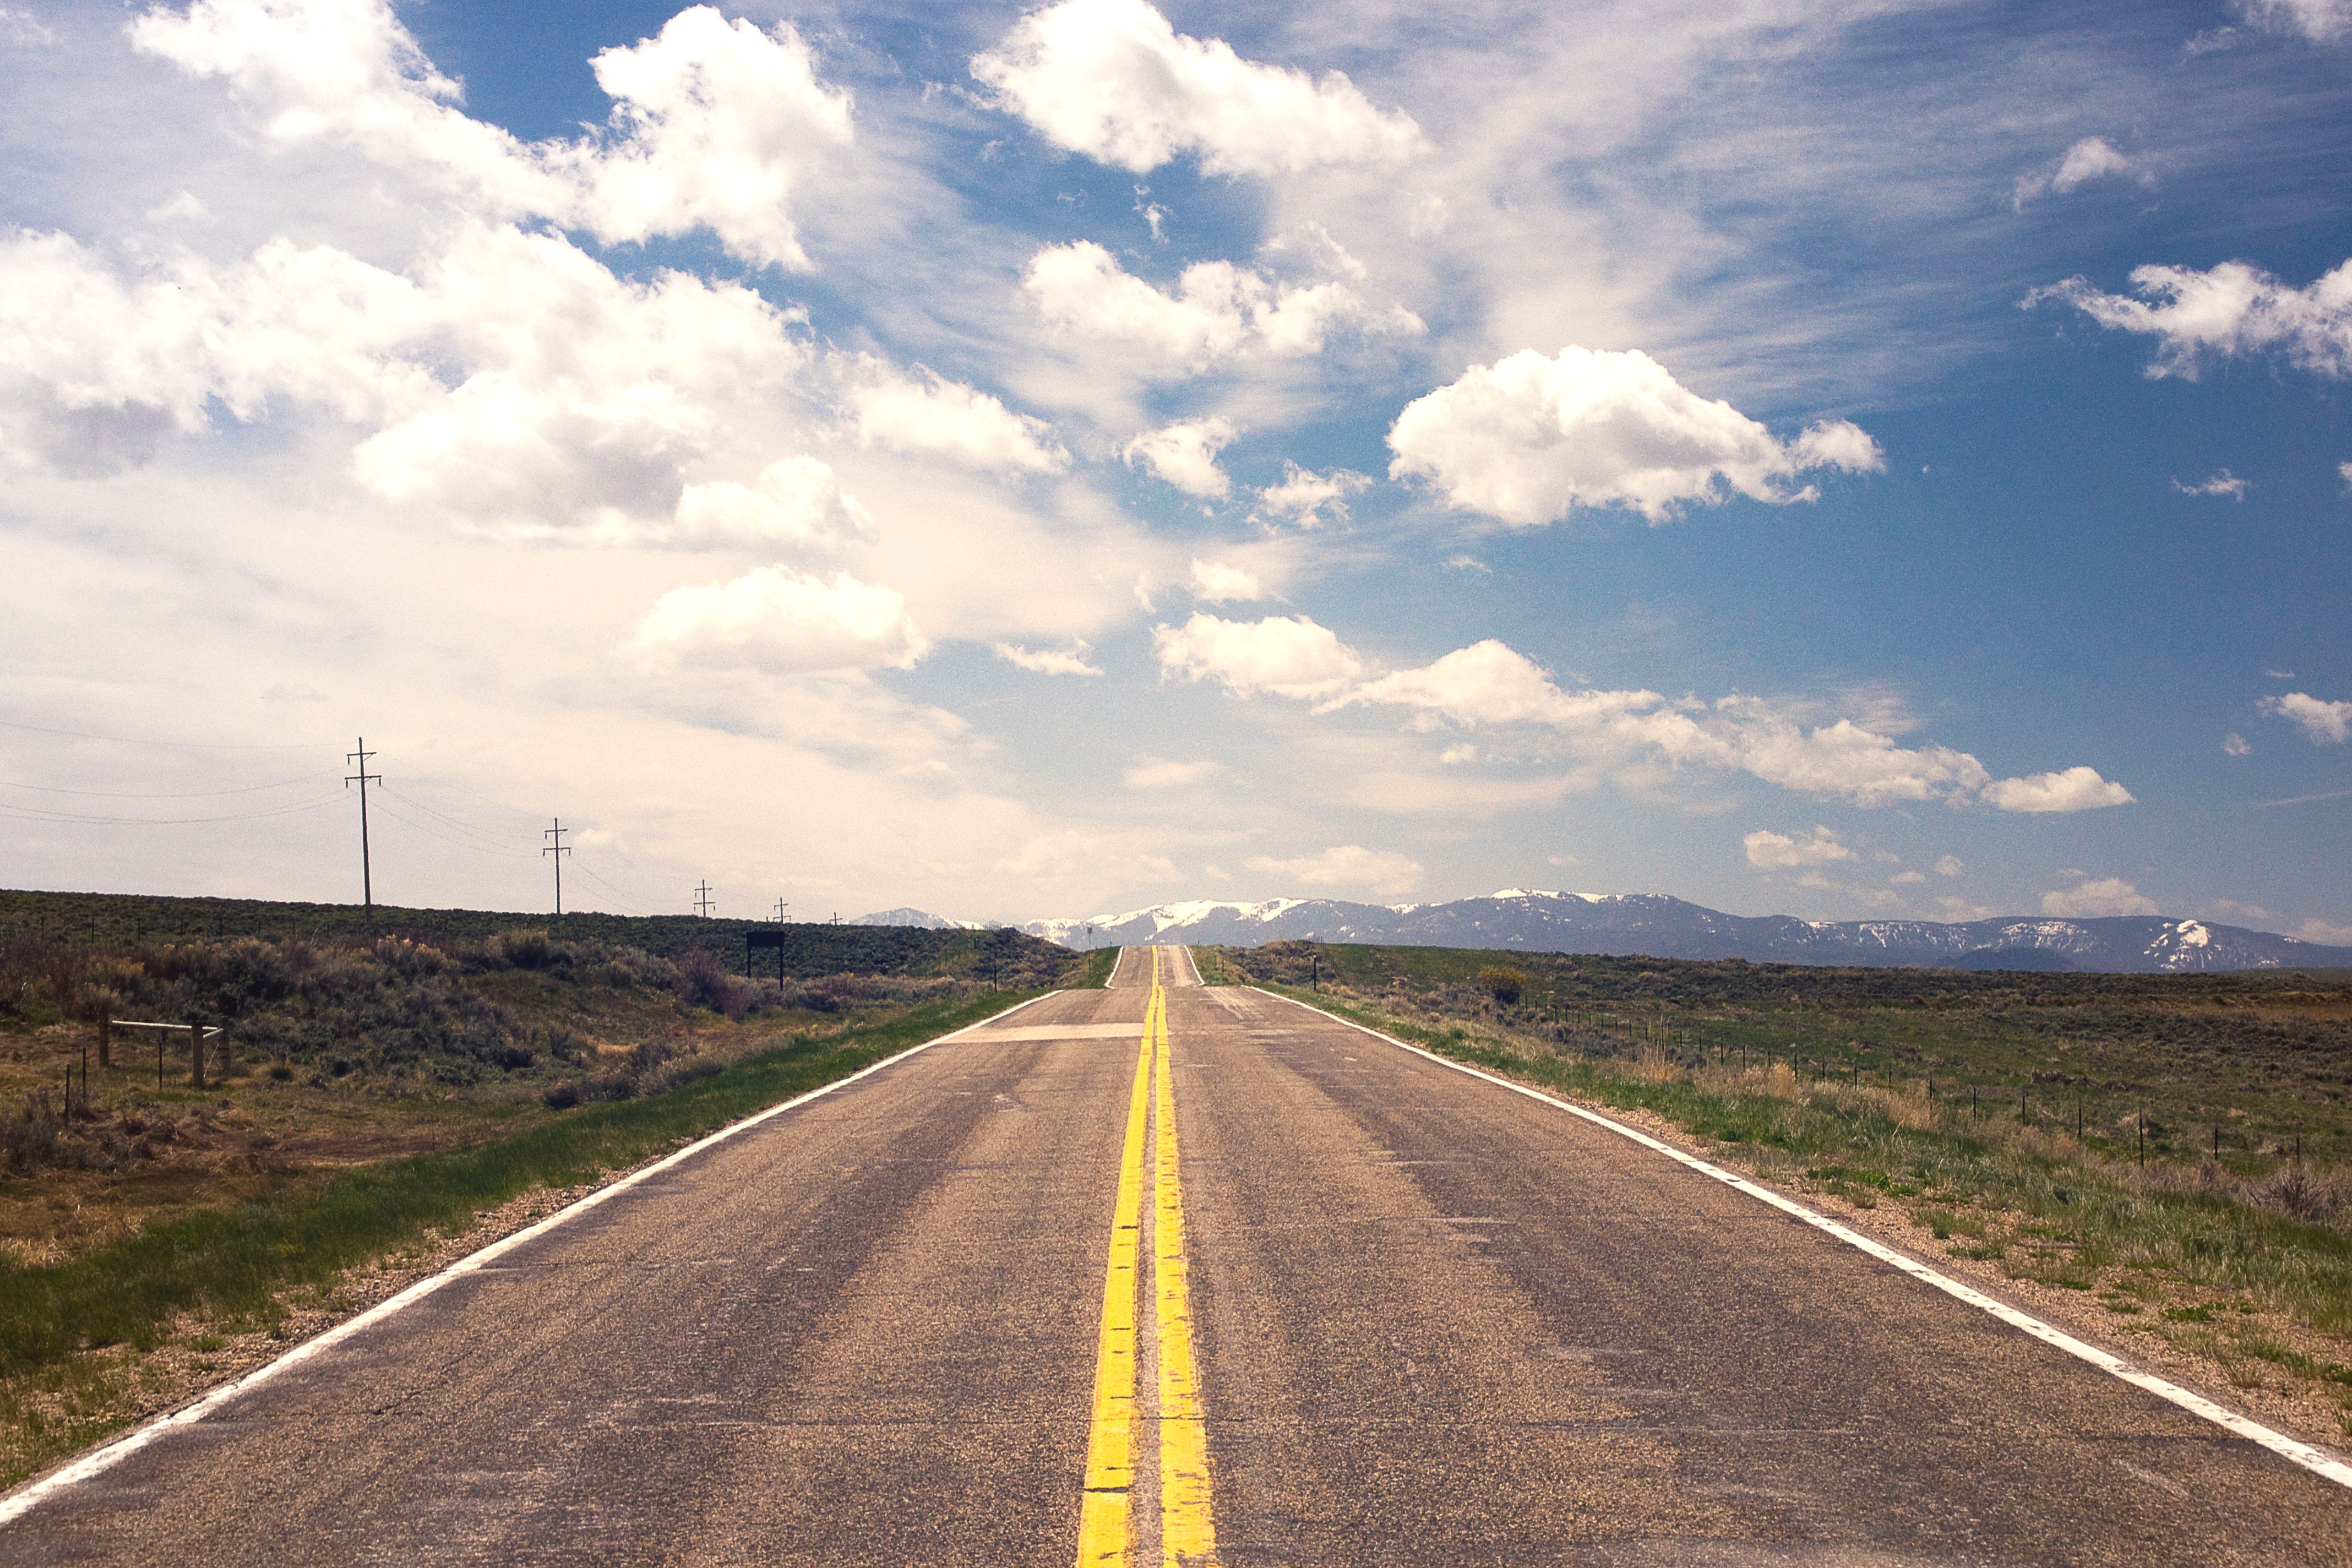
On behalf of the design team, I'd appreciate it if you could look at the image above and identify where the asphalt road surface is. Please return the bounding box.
[4,946,2349,1565]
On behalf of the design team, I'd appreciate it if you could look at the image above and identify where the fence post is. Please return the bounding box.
[97,1015,111,1070]
[188,1013,206,1090]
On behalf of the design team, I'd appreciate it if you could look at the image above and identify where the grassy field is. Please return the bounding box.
[0,888,1068,983]
[0,890,1091,1483]
[1211,940,2352,1440]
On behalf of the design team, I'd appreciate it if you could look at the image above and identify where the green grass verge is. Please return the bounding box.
[1077,948,1118,988]
[0,988,1046,1386]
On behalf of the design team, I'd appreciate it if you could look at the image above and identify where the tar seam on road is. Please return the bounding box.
[1151,958,1217,1564]
[1076,977,1155,1565]
[0,989,1063,1531]
[1077,950,1221,1568]
[1255,988,2352,1493]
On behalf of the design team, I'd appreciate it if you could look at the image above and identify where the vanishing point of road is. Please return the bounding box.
[3,946,2348,1565]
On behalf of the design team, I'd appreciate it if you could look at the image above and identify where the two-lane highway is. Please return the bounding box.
[3,947,2347,1565]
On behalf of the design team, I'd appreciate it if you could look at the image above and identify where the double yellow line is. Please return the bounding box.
[1076,948,1218,1567]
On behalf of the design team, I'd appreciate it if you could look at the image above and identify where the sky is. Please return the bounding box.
[1,0,2348,934]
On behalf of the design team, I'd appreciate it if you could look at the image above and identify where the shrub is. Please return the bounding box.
[540,1081,581,1110]
[1479,964,1527,1005]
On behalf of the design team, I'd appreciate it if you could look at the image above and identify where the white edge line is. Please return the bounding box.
[1252,987,2352,1493]
[0,989,1062,1527]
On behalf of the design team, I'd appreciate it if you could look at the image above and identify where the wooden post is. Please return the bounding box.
[188,1013,206,1090]
[97,1015,112,1070]
[215,1022,232,1081]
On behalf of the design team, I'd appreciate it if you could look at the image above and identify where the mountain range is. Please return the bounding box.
[924,890,2352,974]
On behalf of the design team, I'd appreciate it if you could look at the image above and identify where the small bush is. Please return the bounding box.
[1478,965,1526,1005]
[540,1081,581,1110]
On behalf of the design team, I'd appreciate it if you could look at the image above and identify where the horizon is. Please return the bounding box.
[3,0,2348,943]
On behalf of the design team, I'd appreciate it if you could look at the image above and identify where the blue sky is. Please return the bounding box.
[0,0,2347,934]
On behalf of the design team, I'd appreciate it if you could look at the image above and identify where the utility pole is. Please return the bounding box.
[694,881,716,918]
[345,738,382,913]
[543,819,571,915]
[774,897,790,922]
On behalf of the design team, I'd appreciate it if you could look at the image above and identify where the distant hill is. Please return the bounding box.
[1021,890,2352,974]
[851,907,986,931]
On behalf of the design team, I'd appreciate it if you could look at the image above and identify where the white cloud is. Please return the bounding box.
[2172,470,2250,500]
[2224,731,2252,755]
[1188,558,1264,602]
[2339,459,2352,492]
[970,0,1424,177]
[1316,637,2130,812]
[1124,417,1235,496]
[2263,691,2352,742]
[1979,766,2137,813]
[1244,844,1424,897]
[666,458,872,551]
[2300,916,2352,945]
[2031,259,2352,379]
[1444,554,1491,573]
[1253,463,1372,529]
[133,1,854,271]
[1153,612,1364,699]
[1891,869,1926,884]
[2013,137,2144,209]
[844,364,1068,475]
[1934,854,1965,876]
[628,566,928,674]
[993,640,1104,676]
[2041,876,2160,917]
[2213,898,2273,922]
[1022,241,1421,371]
[1386,347,1882,526]
[1744,826,1853,869]
[1123,755,1219,790]
[2234,0,2352,43]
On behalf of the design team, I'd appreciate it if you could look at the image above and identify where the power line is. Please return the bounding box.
[0,717,319,751]
[572,862,663,917]
[0,772,334,799]
[0,794,343,827]
[377,787,528,854]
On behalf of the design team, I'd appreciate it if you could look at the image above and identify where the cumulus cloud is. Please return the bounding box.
[1188,558,1264,602]
[993,640,1104,676]
[2235,0,2352,42]
[1244,844,1424,897]
[2224,731,2252,755]
[2041,876,2160,917]
[1386,347,1882,526]
[2172,470,2250,499]
[134,1,854,271]
[628,566,928,674]
[665,458,872,550]
[1124,755,1219,790]
[1152,612,1364,699]
[1934,854,1965,876]
[844,364,1068,474]
[1253,463,1372,528]
[2264,691,2352,742]
[2300,916,2352,945]
[2013,138,2146,209]
[1124,417,1234,497]
[1744,826,1853,869]
[1307,636,2131,812]
[1023,241,1421,371]
[2031,259,2352,379]
[1891,869,1926,884]
[970,0,1424,177]
[1979,766,2138,813]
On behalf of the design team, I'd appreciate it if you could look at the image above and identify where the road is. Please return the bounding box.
[4,945,2348,1564]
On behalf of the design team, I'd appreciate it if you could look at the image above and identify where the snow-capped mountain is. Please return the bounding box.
[851,907,986,930]
[1017,890,2352,974]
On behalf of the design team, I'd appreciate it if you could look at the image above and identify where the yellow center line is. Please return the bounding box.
[1075,957,1157,1565]
[1074,948,1221,1568]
